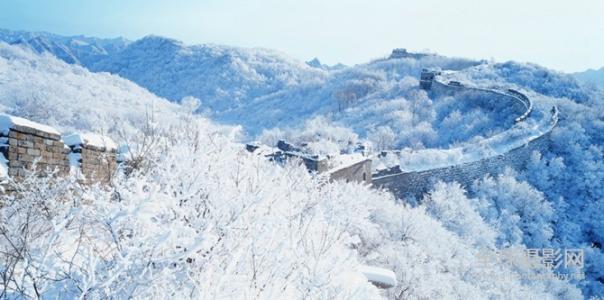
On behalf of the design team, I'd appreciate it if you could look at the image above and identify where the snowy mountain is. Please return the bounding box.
[87,34,488,146]
[573,66,604,89]
[88,35,328,113]
[0,28,130,66]
[12,36,81,64]
[306,57,347,70]
[0,41,182,137]
[2,30,492,145]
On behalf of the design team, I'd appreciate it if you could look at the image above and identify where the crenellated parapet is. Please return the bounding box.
[0,115,70,180]
[0,114,117,189]
[64,133,118,184]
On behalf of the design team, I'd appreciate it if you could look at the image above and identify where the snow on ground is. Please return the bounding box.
[359,266,397,288]
[1,29,602,298]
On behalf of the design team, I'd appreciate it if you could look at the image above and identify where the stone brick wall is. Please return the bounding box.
[0,115,117,187]
[373,132,552,199]
[330,159,372,185]
[69,143,117,184]
[286,153,330,173]
[431,81,530,121]
[1,126,70,180]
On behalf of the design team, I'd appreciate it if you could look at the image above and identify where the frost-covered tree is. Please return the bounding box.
[0,116,583,299]
[424,181,496,249]
[471,170,554,248]
[368,126,395,152]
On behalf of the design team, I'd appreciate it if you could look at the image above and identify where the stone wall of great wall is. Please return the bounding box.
[373,131,552,198]
[248,141,373,185]
[68,141,118,184]
[373,74,558,199]
[330,159,372,185]
[2,124,70,179]
[0,115,117,189]
[431,80,533,123]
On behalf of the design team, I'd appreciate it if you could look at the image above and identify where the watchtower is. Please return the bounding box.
[420,69,437,90]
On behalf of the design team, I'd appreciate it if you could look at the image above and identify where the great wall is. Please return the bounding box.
[372,70,558,198]
[0,69,558,202]
[0,114,117,191]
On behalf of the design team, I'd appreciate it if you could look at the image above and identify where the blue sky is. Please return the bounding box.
[1,0,603,72]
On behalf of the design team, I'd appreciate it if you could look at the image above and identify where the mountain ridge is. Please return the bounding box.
[573,66,604,89]
[0,28,131,66]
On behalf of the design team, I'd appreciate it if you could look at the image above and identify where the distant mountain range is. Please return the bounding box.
[573,67,604,89]
[0,28,130,66]
[0,28,591,141]
[87,35,328,114]
[305,57,347,70]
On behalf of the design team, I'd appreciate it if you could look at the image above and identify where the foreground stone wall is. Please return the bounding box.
[1,126,70,180]
[0,115,117,187]
[69,143,118,184]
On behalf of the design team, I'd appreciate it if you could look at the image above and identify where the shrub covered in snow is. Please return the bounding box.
[0,115,583,299]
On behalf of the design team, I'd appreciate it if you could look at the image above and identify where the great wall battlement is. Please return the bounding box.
[0,114,117,189]
[373,72,558,199]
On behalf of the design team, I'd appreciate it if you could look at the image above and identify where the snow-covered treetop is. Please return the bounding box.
[0,42,187,138]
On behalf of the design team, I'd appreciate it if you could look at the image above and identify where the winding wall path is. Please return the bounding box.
[373,73,558,199]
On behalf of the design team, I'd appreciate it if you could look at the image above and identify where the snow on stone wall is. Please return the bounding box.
[373,77,556,199]
[0,115,70,183]
[64,133,118,183]
[0,114,117,188]
[374,131,552,198]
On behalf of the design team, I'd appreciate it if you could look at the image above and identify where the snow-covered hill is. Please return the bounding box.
[0,28,130,66]
[1,41,587,299]
[88,36,488,141]
[89,36,328,112]
[0,42,183,137]
[86,35,512,153]
[574,66,604,89]
[2,30,500,149]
